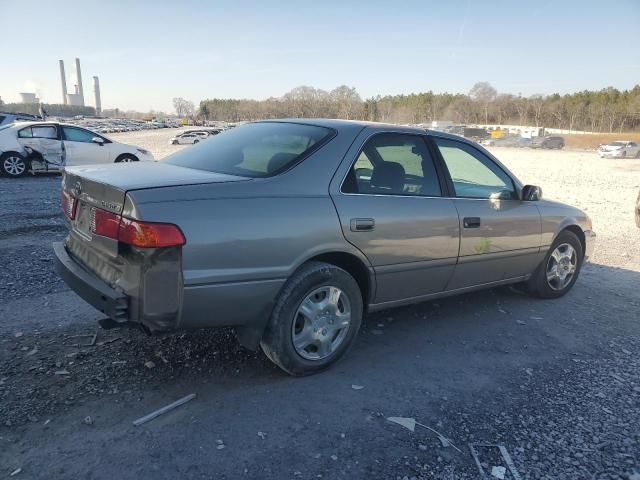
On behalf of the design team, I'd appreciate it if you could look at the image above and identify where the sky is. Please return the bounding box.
[1,0,639,113]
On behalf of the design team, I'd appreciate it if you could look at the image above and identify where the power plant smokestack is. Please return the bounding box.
[75,57,84,106]
[59,60,68,105]
[93,76,102,115]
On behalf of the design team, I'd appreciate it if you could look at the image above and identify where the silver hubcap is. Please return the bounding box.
[292,286,352,361]
[120,157,133,163]
[546,243,577,290]
[3,156,26,175]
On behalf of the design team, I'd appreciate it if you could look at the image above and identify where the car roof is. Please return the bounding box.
[257,118,479,144]
[9,121,95,129]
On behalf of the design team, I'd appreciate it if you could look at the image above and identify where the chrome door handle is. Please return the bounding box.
[350,218,375,232]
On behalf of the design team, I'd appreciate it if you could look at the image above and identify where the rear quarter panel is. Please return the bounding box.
[131,194,366,329]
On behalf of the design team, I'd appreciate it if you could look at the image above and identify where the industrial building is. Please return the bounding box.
[59,57,101,112]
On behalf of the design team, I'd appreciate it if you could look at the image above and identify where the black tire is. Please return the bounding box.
[260,261,363,376]
[114,154,138,163]
[621,151,626,158]
[527,230,584,299]
[1,152,29,178]
[193,139,199,144]
[171,140,178,145]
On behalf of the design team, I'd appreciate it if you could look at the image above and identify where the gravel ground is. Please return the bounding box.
[0,132,638,480]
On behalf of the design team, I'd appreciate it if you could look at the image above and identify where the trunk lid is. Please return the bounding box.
[61,162,249,264]
[63,161,248,218]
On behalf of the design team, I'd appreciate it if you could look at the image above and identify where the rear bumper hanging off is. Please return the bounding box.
[53,242,129,322]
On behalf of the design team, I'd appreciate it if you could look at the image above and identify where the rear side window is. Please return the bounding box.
[342,133,441,197]
[18,127,33,138]
[32,126,58,139]
[166,122,334,178]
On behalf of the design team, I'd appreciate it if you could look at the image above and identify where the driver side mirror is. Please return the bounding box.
[522,184,542,201]
[91,137,105,145]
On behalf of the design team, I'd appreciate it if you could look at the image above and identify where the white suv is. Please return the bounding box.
[0,121,154,177]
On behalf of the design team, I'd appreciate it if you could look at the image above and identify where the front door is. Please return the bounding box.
[17,124,64,167]
[61,126,108,166]
[431,137,542,290]
[331,131,460,305]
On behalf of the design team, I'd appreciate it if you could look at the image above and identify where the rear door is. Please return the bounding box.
[62,126,108,165]
[431,136,541,289]
[16,124,64,166]
[330,130,460,304]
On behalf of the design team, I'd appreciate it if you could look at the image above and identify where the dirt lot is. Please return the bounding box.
[562,133,640,151]
[1,130,639,480]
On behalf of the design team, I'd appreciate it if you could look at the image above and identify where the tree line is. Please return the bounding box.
[198,83,640,133]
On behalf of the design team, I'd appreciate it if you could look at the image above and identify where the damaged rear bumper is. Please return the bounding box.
[53,241,129,321]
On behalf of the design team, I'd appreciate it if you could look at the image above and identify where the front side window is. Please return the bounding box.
[63,127,96,143]
[434,138,515,199]
[342,133,441,197]
[166,122,334,178]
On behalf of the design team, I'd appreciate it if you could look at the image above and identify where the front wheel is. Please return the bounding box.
[1,153,29,177]
[527,230,583,299]
[261,262,363,376]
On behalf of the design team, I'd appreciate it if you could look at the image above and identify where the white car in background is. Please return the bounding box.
[169,132,204,145]
[0,121,153,178]
[598,141,640,158]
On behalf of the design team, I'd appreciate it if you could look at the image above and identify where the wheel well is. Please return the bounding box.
[0,151,25,159]
[309,252,372,306]
[562,225,586,258]
[115,153,138,162]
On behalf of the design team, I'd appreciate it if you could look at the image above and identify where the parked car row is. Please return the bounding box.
[482,135,565,149]
[0,121,153,177]
[169,128,224,145]
[65,118,181,134]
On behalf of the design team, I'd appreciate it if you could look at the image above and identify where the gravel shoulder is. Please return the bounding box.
[0,133,638,479]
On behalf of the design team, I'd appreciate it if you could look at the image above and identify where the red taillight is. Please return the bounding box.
[92,208,120,238]
[118,218,186,248]
[61,191,77,220]
[90,207,185,248]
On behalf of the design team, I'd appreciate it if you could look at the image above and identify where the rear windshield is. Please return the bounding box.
[165,122,334,178]
[609,141,625,146]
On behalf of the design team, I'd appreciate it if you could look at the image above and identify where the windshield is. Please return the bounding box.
[165,122,334,178]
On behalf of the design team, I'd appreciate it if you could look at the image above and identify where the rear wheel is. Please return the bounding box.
[193,139,199,144]
[114,154,138,163]
[260,261,363,376]
[527,230,583,299]
[1,153,29,178]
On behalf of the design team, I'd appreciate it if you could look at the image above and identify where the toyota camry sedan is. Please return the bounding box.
[54,119,596,376]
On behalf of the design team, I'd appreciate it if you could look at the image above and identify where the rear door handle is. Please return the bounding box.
[350,218,375,232]
[463,217,481,228]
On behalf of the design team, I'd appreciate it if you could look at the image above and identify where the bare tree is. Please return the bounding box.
[529,94,546,127]
[469,81,497,124]
[173,97,195,117]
